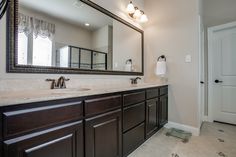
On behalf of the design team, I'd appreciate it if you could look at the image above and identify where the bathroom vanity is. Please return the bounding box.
[0,84,168,157]
[2,0,168,156]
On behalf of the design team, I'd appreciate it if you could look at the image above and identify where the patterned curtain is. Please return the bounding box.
[18,13,33,36]
[18,13,55,40]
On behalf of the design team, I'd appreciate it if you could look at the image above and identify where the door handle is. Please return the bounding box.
[215,80,223,83]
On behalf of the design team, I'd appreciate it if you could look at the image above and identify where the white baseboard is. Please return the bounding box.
[203,116,209,122]
[164,121,200,136]
[202,116,214,123]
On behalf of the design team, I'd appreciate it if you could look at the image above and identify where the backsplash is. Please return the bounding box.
[0,77,147,92]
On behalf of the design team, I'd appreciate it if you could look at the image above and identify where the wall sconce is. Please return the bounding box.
[126,1,148,23]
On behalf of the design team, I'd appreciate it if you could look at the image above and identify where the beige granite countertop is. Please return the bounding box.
[0,83,167,107]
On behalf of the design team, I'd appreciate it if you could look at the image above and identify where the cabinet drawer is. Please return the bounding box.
[3,121,83,157]
[146,88,159,99]
[123,91,145,107]
[85,95,122,116]
[3,101,83,139]
[160,86,168,96]
[123,123,145,156]
[123,102,145,132]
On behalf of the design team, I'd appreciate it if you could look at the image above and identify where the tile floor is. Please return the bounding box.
[128,122,236,157]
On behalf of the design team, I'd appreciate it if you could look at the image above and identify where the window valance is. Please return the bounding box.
[18,13,55,40]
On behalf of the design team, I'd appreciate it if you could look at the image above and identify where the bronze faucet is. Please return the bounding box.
[46,76,70,89]
[131,77,141,84]
[57,76,70,89]
[46,79,57,89]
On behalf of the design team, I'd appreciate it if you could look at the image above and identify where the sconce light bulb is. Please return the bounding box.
[133,9,142,19]
[140,14,148,23]
[126,1,135,14]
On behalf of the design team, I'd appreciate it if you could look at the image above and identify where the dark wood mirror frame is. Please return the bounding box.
[6,0,144,75]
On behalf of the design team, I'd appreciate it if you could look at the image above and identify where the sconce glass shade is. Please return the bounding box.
[126,2,135,14]
[126,1,148,23]
[140,14,148,23]
[133,9,142,19]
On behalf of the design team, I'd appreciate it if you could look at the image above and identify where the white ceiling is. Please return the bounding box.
[19,0,113,30]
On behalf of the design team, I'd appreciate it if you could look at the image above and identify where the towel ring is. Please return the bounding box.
[157,55,166,61]
[126,59,132,64]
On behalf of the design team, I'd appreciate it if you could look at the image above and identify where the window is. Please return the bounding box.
[17,13,55,67]
[17,32,28,65]
[59,46,69,68]
[17,33,53,66]
[32,35,52,66]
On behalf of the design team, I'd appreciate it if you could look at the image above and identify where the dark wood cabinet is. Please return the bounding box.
[123,91,145,107]
[146,88,159,99]
[123,102,145,132]
[85,109,122,157]
[123,123,145,156]
[146,98,159,137]
[0,85,168,157]
[0,111,3,157]
[84,95,121,117]
[3,121,84,157]
[122,91,146,156]
[3,101,83,139]
[159,94,168,127]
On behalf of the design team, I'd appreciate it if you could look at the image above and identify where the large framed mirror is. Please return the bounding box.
[7,0,144,75]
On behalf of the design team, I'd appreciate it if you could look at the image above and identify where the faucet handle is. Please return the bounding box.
[46,79,55,82]
[58,76,70,81]
[46,79,58,89]
[65,78,70,81]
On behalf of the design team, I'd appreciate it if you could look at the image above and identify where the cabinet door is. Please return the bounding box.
[123,123,145,156]
[0,112,3,157]
[85,110,121,157]
[146,98,158,137]
[3,121,83,157]
[159,95,168,127]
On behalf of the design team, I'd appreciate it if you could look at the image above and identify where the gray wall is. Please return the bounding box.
[144,0,200,128]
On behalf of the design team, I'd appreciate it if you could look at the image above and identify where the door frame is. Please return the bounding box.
[199,21,205,126]
[198,15,205,127]
[208,21,236,122]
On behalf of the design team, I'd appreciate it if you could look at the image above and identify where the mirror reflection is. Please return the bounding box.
[17,0,142,72]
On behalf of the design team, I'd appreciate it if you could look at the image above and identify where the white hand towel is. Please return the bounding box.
[155,60,167,76]
[125,63,132,72]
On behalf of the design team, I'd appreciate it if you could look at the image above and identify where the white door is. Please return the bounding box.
[208,22,236,125]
